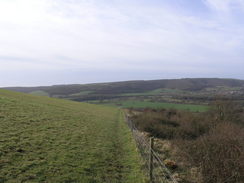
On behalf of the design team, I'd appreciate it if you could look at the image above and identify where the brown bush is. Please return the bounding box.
[211,100,243,125]
[131,109,212,140]
[179,122,244,183]
[176,114,212,139]
[131,112,178,139]
[130,103,244,183]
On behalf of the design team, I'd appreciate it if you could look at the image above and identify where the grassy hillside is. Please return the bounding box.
[0,90,145,183]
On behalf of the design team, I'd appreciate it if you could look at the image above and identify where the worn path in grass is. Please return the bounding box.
[0,90,145,183]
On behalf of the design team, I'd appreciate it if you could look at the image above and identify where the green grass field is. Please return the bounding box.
[69,91,92,96]
[113,101,209,112]
[120,88,183,96]
[0,90,145,183]
[29,90,49,97]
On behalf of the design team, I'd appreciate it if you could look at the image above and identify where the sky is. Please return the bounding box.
[0,0,244,86]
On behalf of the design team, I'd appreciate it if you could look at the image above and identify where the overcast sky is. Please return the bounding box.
[1,0,244,86]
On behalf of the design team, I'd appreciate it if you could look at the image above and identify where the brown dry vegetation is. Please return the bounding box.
[129,101,244,183]
[179,122,244,183]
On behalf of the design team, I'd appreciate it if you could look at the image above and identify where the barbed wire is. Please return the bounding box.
[125,114,178,183]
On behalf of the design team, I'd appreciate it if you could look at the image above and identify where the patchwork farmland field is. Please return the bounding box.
[101,100,209,112]
[29,90,49,97]
[0,90,145,183]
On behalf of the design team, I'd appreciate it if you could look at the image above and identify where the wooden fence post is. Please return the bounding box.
[149,137,154,183]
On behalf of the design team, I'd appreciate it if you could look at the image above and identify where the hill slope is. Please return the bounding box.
[0,90,145,182]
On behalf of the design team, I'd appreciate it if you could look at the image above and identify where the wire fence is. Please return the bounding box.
[125,114,178,183]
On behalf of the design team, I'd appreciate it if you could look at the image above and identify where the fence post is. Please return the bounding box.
[149,137,154,183]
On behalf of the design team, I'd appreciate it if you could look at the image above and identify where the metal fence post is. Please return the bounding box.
[149,137,154,183]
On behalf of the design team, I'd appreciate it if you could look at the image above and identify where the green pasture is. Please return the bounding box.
[69,91,92,96]
[120,88,183,96]
[0,90,145,183]
[29,90,49,97]
[114,101,209,112]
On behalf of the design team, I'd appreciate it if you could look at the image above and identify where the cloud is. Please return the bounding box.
[0,0,244,86]
[203,0,244,12]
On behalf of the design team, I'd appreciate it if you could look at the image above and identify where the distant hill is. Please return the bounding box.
[4,78,244,97]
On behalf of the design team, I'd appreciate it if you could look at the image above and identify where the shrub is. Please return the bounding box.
[179,122,244,183]
[211,100,243,125]
[131,109,212,140]
[130,102,244,183]
[131,110,180,139]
